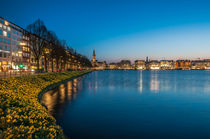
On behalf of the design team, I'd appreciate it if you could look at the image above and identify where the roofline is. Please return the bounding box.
[0,16,26,31]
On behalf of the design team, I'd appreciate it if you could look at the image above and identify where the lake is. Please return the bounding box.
[41,70,210,139]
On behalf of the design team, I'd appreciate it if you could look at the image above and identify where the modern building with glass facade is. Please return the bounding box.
[0,17,30,72]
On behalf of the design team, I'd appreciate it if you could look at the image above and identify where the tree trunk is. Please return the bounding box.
[36,58,40,73]
[51,59,54,72]
[56,60,59,72]
[44,56,48,72]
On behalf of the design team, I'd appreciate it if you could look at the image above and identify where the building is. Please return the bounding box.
[191,59,210,70]
[91,49,107,70]
[0,17,30,72]
[204,59,210,69]
[135,60,146,70]
[95,61,107,70]
[119,60,132,69]
[109,63,119,69]
[191,60,206,70]
[148,60,160,70]
[160,60,174,70]
[176,60,191,70]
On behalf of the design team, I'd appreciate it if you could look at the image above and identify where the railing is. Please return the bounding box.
[0,71,36,79]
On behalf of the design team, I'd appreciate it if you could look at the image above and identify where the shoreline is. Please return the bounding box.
[38,71,92,108]
[0,70,92,138]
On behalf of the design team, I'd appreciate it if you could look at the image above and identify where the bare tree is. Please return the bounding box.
[26,19,47,72]
[46,31,58,72]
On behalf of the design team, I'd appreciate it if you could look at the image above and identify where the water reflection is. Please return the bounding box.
[40,70,210,139]
[41,78,82,116]
[84,70,210,94]
[150,71,159,92]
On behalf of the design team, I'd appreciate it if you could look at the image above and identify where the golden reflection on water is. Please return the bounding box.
[41,78,81,115]
[139,71,143,93]
[150,73,159,92]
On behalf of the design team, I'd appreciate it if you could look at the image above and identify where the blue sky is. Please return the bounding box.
[1,0,210,63]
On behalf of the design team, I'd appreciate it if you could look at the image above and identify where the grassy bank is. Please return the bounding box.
[0,71,91,138]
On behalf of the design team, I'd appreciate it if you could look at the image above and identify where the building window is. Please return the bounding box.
[0,29,2,35]
[0,44,2,50]
[4,46,7,50]
[0,37,2,42]
[3,31,7,37]
[0,23,2,28]
[3,26,6,30]
[8,39,10,44]
[7,46,10,51]
[7,32,11,38]
[4,38,7,43]
[7,27,11,31]
[0,52,2,57]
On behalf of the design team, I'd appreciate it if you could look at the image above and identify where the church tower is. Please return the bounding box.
[92,49,96,63]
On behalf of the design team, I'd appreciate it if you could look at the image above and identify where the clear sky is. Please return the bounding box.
[1,0,210,63]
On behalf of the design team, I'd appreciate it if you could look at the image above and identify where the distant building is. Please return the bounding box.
[109,63,119,69]
[191,60,206,70]
[148,60,160,70]
[176,60,191,70]
[119,60,132,69]
[191,59,210,70]
[91,49,107,70]
[91,49,96,67]
[135,60,146,70]
[160,60,174,70]
[204,59,210,69]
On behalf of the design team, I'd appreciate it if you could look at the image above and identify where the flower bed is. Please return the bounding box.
[0,71,91,138]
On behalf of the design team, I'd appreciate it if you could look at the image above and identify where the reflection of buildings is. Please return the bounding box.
[91,49,107,70]
[139,71,143,93]
[150,73,159,91]
[41,78,82,116]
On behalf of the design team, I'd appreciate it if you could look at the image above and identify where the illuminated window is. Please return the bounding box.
[3,26,6,30]
[0,24,2,28]
[5,21,9,26]
[7,27,11,31]
[3,31,7,37]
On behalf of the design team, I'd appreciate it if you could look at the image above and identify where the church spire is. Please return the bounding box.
[93,49,96,56]
[92,49,96,62]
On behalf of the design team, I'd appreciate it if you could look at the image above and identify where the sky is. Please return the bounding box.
[1,0,210,63]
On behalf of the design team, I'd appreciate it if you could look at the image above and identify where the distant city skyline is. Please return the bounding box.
[1,0,210,63]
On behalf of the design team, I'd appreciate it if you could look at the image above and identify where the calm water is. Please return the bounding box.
[41,70,210,139]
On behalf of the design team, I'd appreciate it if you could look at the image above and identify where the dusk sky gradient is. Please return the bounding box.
[1,0,210,63]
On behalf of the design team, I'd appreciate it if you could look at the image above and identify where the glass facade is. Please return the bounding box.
[0,17,30,72]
